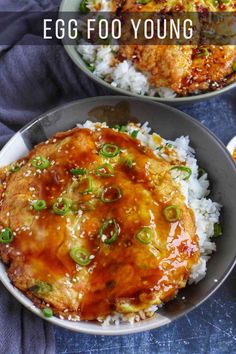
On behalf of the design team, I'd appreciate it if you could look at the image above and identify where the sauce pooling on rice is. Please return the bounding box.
[0,126,200,320]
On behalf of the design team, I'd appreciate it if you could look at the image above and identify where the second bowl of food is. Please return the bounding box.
[60,0,236,104]
[0,96,235,335]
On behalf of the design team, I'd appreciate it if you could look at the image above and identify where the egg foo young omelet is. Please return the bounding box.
[77,0,236,97]
[0,122,214,323]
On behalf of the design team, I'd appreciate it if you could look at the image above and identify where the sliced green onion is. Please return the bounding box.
[137,0,150,4]
[33,200,47,211]
[196,48,209,58]
[156,145,163,151]
[135,227,152,244]
[131,130,139,138]
[120,154,134,168]
[10,164,21,173]
[120,126,127,132]
[0,228,14,244]
[99,219,120,244]
[80,200,96,211]
[99,144,120,158]
[213,223,222,237]
[70,168,86,176]
[114,125,127,132]
[124,156,134,168]
[114,124,127,132]
[101,186,122,203]
[170,166,192,181]
[52,198,71,215]
[163,205,182,222]
[86,63,95,72]
[31,156,50,170]
[78,176,93,194]
[198,168,206,178]
[70,247,91,266]
[79,0,90,13]
[42,308,53,318]
[166,143,173,148]
[95,163,114,177]
[30,281,53,295]
[233,61,236,72]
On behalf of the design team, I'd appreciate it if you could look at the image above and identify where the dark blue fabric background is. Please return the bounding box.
[0,0,235,353]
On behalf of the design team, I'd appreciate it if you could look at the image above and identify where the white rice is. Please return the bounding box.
[76,1,176,98]
[76,120,221,324]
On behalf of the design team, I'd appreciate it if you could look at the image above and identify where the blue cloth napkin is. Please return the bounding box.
[0,0,109,353]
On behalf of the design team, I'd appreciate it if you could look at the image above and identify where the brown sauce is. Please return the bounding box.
[0,127,200,320]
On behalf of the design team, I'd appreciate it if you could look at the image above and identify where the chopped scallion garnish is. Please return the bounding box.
[99,219,120,244]
[198,168,206,178]
[70,247,91,266]
[30,281,53,295]
[131,130,138,138]
[52,198,71,215]
[10,165,21,173]
[33,200,47,211]
[233,61,236,72]
[135,227,152,244]
[42,308,53,318]
[137,0,150,4]
[163,205,181,222]
[170,166,192,181]
[196,48,209,58]
[79,0,90,13]
[86,63,95,72]
[213,223,222,237]
[78,176,93,194]
[70,168,87,176]
[0,228,14,244]
[95,163,114,177]
[31,156,50,170]
[99,144,120,158]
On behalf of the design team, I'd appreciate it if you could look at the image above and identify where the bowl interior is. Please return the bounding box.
[0,96,235,335]
[59,0,236,104]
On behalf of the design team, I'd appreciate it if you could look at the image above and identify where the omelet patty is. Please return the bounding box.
[0,126,200,320]
[115,0,236,96]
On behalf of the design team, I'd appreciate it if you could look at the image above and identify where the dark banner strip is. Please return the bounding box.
[0,11,235,45]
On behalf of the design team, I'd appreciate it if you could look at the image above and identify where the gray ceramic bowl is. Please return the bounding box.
[0,96,235,335]
[59,0,236,105]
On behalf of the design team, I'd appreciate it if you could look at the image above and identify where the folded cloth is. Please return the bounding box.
[0,284,55,354]
[0,0,110,353]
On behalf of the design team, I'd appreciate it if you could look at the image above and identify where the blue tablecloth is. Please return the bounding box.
[54,90,236,354]
[0,0,235,351]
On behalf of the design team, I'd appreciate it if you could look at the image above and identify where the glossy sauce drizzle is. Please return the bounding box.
[0,127,200,320]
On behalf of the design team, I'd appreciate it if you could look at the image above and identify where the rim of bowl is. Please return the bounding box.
[0,96,236,335]
[59,0,236,104]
